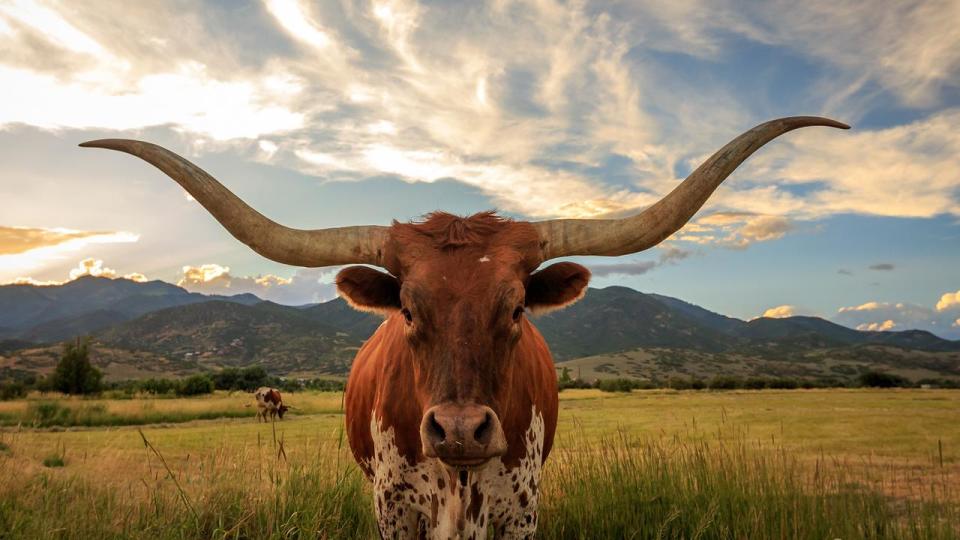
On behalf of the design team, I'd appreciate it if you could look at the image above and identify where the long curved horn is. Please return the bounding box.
[531,116,849,260]
[79,139,388,267]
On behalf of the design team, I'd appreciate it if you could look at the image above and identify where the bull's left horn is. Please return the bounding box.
[531,116,849,260]
[80,139,388,267]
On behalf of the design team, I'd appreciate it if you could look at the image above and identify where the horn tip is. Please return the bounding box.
[807,117,851,130]
[79,139,115,149]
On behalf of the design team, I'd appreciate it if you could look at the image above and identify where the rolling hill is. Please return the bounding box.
[1,278,958,382]
[0,276,260,343]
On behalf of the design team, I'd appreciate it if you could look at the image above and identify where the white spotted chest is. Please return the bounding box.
[366,407,545,539]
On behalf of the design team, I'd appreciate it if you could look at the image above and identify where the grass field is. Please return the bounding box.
[0,389,957,538]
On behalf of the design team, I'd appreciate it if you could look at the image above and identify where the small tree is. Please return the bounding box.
[52,338,102,395]
[177,374,215,396]
[858,371,908,388]
[0,380,27,400]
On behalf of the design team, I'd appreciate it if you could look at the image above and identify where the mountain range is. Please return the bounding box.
[1,277,958,383]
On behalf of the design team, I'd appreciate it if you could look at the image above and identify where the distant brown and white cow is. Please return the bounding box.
[83,116,847,538]
[254,387,288,422]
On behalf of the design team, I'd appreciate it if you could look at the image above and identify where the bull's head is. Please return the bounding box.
[82,116,847,467]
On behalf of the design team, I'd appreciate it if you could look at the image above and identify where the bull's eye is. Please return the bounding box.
[512,305,524,322]
[401,308,413,324]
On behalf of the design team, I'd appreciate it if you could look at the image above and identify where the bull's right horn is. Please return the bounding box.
[80,140,388,268]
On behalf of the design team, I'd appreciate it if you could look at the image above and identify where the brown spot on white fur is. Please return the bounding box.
[367,408,544,538]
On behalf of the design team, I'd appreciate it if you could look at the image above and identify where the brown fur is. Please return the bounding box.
[255,387,288,421]
[341,212,588,534]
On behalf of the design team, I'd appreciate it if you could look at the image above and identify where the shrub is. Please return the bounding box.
[0,381,27,400]
[304,378,346,392]
[595,378,644,393]
[138,378,177,395]
[29,401,70,426]
[743,377,768,390]
[176,375,215,396]
[708,375,742,390]
[51,338,102,395]
[213,366,270,391]
[768,378,799,389]
[558,378,592,391]
[42,455,65,468]
[858,371,908,388]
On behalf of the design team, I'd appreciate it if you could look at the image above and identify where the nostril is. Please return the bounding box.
[426,411,446,444]
[473,411,492,444]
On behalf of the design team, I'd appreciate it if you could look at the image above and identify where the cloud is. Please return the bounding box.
[837,268,853,276]
[69,257,117,279]
[868,263,895,271]
[589,246,691,277]
[6,257,148,286]
[760,305,798,319]
[741,109,960,220]
[626,0,960,109]
[856,319,897,332]
[675,213,793,248]
[834,290,960,339]
[0,226,138,281]
[0,0,304,141]
[0,226,119,255]
[936,290,960,312]
[177,263,338,305]
[1,0,958,225]
[589,260,658,278]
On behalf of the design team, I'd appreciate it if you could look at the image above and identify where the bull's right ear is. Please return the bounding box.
[335,266,401,315]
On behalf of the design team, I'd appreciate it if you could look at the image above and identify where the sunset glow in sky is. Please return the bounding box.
[1,0,959,337]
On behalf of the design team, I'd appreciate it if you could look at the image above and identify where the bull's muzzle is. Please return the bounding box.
[420,403,507,467]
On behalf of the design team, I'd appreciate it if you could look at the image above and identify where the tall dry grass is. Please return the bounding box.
[0,421,956,539]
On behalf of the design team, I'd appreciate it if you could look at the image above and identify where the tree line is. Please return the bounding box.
[557,367,959,392]
[0,339,344,400]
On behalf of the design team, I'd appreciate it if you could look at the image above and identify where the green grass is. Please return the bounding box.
[0,391,344,428]
[0,389,957,538]
[41,455,64,468]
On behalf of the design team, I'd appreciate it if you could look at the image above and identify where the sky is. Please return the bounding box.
[1,0,959,338]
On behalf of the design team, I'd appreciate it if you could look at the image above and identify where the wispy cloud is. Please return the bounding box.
[0,0,958,303]
[675,213,794,248]
[0,226,138,281]
[0,225,119,255]
[589,246,690,277]
[869,263,895,271]
[8,0,956,224]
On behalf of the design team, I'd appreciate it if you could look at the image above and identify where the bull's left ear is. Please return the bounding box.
[525,262,591,315]
[336,266,401,315]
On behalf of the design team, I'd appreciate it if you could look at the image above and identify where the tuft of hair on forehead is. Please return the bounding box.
[395,211,513,250]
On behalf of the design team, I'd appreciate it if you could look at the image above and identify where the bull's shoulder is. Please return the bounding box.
[345,316,423,474]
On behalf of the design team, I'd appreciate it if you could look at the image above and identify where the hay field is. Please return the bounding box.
[0,389,957,538]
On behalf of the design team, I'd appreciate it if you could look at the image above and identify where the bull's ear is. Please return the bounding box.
[525,262,591,315]
[336,266,401,315]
